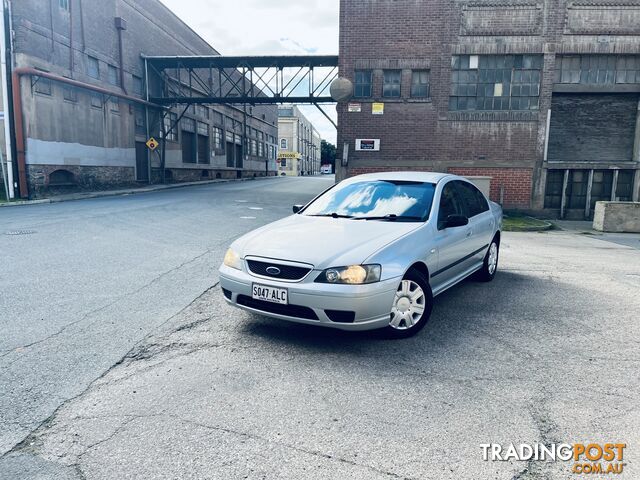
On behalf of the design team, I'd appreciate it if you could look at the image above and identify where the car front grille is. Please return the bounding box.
[246,259,312,281]
[237,295,319,320]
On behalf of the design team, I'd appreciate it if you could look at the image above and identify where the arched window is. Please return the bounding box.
[280,138,288,150]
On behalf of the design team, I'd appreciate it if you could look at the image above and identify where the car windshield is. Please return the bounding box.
[302,180,436,221]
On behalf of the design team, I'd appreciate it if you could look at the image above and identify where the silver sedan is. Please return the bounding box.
[219,172,503,338]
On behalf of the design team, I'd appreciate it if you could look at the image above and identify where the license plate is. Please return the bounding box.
[252,283,288,305]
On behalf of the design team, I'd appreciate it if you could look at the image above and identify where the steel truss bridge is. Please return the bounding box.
[143,55,339,107]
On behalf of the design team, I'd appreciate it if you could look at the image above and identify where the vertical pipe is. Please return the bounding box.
[0,0,14,198]
[11,71,27,197]
[144,57,151,183]
[560,169,569,219]
[584,169,594,219]
[543,108,551,162]
[68,0,73,73]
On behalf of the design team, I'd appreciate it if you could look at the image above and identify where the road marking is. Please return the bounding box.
[248,207,263,210]
[240,216,256,219]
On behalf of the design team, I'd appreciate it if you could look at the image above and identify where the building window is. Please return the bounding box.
[110,98,120,113]
[63,85,77,102]
[132,75,143,96]
[544,170,565,209]
[90,92,102,108]
[450,54,542,111]
[197,121,209,136]
[213,127,223,150]
[134,106,146,136]
[382,70,401,98]
[251,139,258,156]
[34,77,52,96]
[59,0,69,11]
[197,105,209,119]
[280,138,288,150]
[354,70,372,98]
[411,70,430,98]
[556,55,640,85]
[87,56,100,79]
[162,112,178,142]
[107,65,119,86]
[258,142,264,157]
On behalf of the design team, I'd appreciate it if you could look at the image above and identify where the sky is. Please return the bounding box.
[160,0,340,144]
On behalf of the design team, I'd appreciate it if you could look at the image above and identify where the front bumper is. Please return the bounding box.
[219,264,400,331]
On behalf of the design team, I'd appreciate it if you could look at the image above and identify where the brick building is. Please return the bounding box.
[5,0,278,198]
[337,0,640,217]
[277,106,321,176]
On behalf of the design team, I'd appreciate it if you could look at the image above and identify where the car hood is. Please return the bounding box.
[232,215,421,269]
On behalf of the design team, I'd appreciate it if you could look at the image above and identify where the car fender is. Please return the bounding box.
[363,224,437,282]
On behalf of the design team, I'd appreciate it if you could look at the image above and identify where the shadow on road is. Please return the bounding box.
[239,270,537,356]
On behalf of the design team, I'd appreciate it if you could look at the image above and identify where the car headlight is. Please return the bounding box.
[315,264,381,284]
[223,248,242,270]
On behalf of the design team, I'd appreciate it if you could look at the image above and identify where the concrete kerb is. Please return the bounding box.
[0,176,277,208]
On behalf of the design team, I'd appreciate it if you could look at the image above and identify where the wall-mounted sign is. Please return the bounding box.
[146,137,159,151]
[372,103,384,115]
[348,102,362,113]
[355,139,381,151]
[278,152,301,159]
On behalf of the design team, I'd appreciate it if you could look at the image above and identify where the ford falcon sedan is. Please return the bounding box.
[219,172,503,338]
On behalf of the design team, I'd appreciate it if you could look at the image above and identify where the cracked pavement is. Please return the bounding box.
[1,177,639,479]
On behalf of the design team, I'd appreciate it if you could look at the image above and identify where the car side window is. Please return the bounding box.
[454,181,489,218]
[438,182,464,230]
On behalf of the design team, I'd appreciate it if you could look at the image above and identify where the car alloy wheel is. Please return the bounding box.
[390,279,426,330]
[487,243,498,275]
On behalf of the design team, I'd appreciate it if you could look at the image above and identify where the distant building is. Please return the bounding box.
[338,0,640,218]
[277,106,321,176]
[5,0,278,198]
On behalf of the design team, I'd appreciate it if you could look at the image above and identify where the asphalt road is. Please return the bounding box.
[1,176,639,479]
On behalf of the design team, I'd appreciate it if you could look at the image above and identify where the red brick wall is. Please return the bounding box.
[448,167,533,208]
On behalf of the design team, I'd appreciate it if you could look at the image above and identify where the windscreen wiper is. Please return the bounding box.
[308,212,354,219]
[353,214,424,222]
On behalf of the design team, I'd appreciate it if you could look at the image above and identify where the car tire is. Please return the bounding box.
[382,268,433,339]
[475,237,500,282]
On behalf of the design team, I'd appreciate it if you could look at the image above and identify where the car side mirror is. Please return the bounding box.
[292,205,303,214]
[445,214,469,228]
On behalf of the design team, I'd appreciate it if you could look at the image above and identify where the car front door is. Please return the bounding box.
[454,181,495,266]
[431,181,473,292]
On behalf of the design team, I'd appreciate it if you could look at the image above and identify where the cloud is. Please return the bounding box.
[159,0,339,143]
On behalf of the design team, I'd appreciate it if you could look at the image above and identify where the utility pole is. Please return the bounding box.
[0,0,14,199]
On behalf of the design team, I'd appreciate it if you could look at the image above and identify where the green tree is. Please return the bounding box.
[321,140,336,170]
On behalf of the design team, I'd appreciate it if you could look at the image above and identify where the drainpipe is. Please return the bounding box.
[115,17,127,94]
[11,70,27,197]
[68,0,73,73]
[0,0,14,198]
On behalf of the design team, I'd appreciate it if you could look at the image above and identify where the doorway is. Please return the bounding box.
[135,142,149,182]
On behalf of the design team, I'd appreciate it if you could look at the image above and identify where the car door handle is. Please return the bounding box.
[466,230,473,238]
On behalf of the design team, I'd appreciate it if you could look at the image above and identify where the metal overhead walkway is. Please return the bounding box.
[140,54,340,182]
[143,55,339,106]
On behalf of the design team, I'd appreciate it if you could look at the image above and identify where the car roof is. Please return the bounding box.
[344,171,453,184]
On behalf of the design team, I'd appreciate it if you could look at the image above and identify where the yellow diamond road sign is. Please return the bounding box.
[146,137,159,151]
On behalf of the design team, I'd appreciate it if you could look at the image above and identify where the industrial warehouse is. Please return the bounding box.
[2,0,279,199]
[336,0,640,218]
